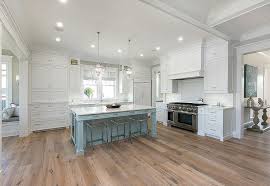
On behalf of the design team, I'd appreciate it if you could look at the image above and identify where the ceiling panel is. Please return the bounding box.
[5,0,210,63]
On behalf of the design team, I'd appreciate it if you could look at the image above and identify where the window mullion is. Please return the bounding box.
[98,78,103,101]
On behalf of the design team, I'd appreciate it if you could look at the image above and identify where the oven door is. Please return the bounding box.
[167,110,175,125]
[174,111,197,132]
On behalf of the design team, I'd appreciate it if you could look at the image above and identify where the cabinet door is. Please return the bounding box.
[204,61,217,91]
[50,65,67,90]
[160,63,168,93]
[31,64,49,90]
[134,82,151,106]
[69,66,81,97]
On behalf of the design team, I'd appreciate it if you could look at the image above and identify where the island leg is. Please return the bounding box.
[75,120,86,155]
[151,111,157,137]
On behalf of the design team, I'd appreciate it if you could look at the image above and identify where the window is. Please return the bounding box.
[81,64,118,101]
[102,80,116,99]
[83,79,98,99]
[1,64,7,109]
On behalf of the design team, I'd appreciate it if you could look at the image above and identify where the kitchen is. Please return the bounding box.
[2,0,270,185]
[154,38,234,141]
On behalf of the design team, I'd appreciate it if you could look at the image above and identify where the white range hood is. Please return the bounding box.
[166,39,204,80]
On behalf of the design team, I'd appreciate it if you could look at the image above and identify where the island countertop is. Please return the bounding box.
[70,104,155,116]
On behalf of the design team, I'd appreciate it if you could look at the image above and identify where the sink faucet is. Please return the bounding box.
[198,98,204,103]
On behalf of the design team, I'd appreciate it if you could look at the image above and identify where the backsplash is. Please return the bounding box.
[204,93,234,107]
[163,78,234,107]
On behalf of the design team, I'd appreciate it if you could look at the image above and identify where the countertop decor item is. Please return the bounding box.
[247,97,255,108]
[84,87,94,100]
[106,103,121,108]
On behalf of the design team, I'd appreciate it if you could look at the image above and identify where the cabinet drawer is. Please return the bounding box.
[205,123,218,134]
[31,119,67,131]
[31,103,67,112]
[31,111,67,121]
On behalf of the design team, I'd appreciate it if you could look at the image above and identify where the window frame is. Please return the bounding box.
[81,64,119,101]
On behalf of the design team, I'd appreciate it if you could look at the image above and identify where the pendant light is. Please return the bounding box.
[126,39,132,75]
[95,32,105,76]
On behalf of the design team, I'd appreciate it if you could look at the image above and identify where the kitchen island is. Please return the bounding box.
[70,104,157,155]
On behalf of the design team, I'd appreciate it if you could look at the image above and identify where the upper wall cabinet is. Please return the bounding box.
[204,38,233,93]
[160,56,178,94]
[167,40,204,80]
[30,52,68,103]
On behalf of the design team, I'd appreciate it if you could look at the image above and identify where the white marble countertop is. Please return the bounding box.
[70,104,155,116]
[206,105,234,110]
[69,100,133,106]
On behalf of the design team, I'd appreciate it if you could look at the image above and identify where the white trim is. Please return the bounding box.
[19,59,29,137]
[0,1,30,58]
[137,0,230,41]
[235,38,270,138]
[208,0,270,27]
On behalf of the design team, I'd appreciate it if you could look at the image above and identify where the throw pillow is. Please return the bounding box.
[2,107,15,120]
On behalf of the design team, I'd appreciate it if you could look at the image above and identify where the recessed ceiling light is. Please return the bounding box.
[56,37,61,42]
[178,36,184,42]
[117,49,122,53]
[140,54,144,57]
[258,52,270,58]
[156,46,161,51]
[91,44,96,48]
[59,0,68,4]
[56,22,64,28]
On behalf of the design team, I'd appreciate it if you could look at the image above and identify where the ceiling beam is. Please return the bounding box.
[208,0,270,27]
[137,0,230,41]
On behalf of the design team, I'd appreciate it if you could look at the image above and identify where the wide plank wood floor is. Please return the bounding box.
[2,124,270,186]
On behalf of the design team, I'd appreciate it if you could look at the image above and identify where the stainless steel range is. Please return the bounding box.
[167,102,206,132]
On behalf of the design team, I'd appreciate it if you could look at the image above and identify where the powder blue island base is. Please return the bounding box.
[70,104,157,155]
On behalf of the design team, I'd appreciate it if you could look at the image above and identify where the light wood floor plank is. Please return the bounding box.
[2,125,270,185]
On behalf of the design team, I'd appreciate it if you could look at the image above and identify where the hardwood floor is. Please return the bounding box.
[2,125,270,186]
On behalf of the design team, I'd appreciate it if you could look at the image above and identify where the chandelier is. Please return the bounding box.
[95,32,105,76]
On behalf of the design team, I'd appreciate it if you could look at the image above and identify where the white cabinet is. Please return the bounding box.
[30,55,68,103]
[202,106,234,141]
[167,40,204,80]
[31,63,67,92]
[51,65,68,90]
[134,82,151,106]
[204,38,233,93]
[30,52,68,131]
[69,65,81,99]
[31,64,49,89]
[31,103,68,131]
[160,57,178,93]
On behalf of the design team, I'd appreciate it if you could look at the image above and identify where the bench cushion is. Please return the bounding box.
[3,116,20,122]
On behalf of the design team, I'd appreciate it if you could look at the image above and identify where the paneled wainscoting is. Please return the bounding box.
[2,125,270,185]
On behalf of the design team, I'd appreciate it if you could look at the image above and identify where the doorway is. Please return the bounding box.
[235,39,270,138]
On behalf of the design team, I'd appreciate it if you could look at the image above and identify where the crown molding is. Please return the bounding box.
[208,0,270,27]
[0,0,30,58]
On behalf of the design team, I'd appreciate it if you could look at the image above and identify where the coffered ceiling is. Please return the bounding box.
[4,0,270,63]
[4,0,211,64]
